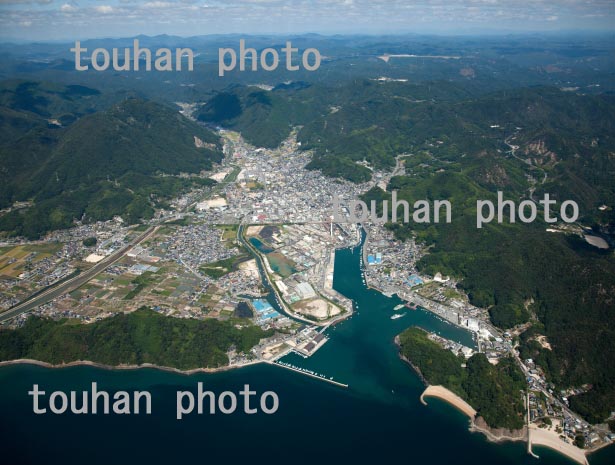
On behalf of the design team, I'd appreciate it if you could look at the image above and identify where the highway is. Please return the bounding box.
[0,226,158,323]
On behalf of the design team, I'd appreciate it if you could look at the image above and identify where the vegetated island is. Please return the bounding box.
[0,307,272,372]
[397,327,591,465]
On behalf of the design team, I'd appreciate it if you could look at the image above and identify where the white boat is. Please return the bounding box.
[393,304,405,311]
[391,313,406,320]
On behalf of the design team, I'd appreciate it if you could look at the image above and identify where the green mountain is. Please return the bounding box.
[303,85,614,202]
[1,73,613,427]
[318,83,615,424]
[31,97,222,198]
[0,79,139,127]
[0,80,101,118]
[195,84,325,148]
[0,91,223,238]
[398,327,526,430]
[0,307,272,370]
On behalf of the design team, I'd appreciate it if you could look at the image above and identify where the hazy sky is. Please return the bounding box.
[0,0,613,41]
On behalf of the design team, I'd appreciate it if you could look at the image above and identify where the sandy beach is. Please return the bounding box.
[420,384,528,445]
[529,426,589,465]
[420,385,477,418]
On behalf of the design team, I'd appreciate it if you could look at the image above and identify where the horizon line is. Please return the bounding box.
[1,29,614,45]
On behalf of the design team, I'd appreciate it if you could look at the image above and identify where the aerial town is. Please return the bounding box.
[0,127,613,454]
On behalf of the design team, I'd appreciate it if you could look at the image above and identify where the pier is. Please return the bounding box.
[267,360,349,388]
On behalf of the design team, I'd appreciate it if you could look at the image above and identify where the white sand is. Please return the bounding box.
[529,426,588,465]
[420,385,477,418]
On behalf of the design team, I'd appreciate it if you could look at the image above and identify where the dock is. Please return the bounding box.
[267,360,349,388]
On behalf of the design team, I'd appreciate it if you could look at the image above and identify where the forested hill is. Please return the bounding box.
[199,83,615,222]
[364,173,615,424]
[301,85,615,214]
[31,98,222,199]
[398,327,526,430]
[335,83,614,424]
[0,83,223,239]
[195,83,323,148]
[194,77,615,424]
[0,308,272,370]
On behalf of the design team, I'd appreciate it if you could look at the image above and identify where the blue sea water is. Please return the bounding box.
[0,236,613,465]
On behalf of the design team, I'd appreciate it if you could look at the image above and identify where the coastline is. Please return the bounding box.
[587,438,615,456]
[529,425,589,465]
[0,358,263,375]
[419,383,527,444]
[394,334,597,465]
[395,335,526,444]
[420,385,476,418]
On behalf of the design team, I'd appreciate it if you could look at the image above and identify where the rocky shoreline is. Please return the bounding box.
[470,416,527,443]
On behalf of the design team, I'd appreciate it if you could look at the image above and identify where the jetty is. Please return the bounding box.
[268,360,349,388]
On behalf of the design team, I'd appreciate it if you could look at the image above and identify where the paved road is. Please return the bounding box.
[0,226,157,323]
